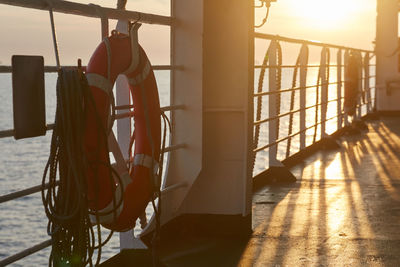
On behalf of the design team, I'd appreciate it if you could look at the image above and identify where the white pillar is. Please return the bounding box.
[376,0,400,111]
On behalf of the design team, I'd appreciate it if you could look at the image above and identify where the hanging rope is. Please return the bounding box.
[252,49,269,170]
[286,53,301,158]
[312,48,330,143]
[42,68,119,267]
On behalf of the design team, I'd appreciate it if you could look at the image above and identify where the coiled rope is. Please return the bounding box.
[42,68,120,266]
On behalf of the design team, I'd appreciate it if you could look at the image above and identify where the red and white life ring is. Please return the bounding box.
[84,24,161,231]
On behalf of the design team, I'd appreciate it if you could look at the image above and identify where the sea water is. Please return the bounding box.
[0,67,349,265]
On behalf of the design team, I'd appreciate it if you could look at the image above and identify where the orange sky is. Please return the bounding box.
[0,0,377,65]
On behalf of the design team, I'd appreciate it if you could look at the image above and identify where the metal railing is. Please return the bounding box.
[0,1,183,266]
[253,33,375,170]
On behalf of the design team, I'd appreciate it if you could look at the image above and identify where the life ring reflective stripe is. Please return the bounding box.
[86,73,113,94]
[84,23,161,231]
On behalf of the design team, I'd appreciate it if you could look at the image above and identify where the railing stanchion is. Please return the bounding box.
[320,47,329,138]
[337,49,343,129]
[343,50,350,126]
[356,51,363,119]
[364,52,371,113]
[299,44,308,149]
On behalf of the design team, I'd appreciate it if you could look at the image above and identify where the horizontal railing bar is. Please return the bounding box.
[254,81,344,97]
[254,64,344,69]
[0,105,184,137]
[114,105,184,120]
[0,65,179,73]
[162,143,185,153]
[0,181,59,204]
[254,101,373,153]
[254,32,373,53]
[0,239,52,266]
[0,124,54,139]
[161,104,185,112]
[0,0,172,26]
[161,181,187,195]
[254,97,344,126]
[115,104,133,110]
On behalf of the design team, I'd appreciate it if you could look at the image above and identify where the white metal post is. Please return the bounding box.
[299,44,308,150]
[337,49,343,129]
[364,52,371,113]
[268,40,281,166]
[356,51,363,119]
[113,22,135,249]
[343,50,349,126]
[320,47,328,138]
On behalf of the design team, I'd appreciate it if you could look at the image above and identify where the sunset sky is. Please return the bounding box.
[0,0,377,65]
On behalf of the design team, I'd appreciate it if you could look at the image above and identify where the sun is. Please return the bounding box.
[289,0,360,30]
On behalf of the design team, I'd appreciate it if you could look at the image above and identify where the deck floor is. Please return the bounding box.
[102,117,400,266]
[242,117,400,266]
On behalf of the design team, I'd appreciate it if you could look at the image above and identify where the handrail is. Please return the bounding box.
[0,65,181,73]
[254,32,374,53]
[0,239,52,266]
[253,100,373,153]
[0,0,173,26]
[253,36,375,172]
[0,182,59,204]
[0,124,54,138]
[254,81,344,97]
[0,105,183,139]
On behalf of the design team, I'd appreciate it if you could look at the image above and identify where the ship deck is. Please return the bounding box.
[103,116,400,266]
[245,115,400,266]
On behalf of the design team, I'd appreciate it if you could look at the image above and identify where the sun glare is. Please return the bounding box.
[289,0,361,29]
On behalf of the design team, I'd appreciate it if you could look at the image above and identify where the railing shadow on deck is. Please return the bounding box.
[238,118,400,266]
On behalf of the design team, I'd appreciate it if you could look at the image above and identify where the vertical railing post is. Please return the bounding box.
[320,47,329,138]
[299,44,308,150]
[268,40,281,167]
[101,17,109,40]
[356,51,363,119]
[337,49,343,130]
[364,52,371,113]
[114,23,137,249]
[343,50,350,126]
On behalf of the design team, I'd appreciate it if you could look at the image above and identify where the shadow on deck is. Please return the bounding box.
[102,117,400,266]
[246,116,400,266]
